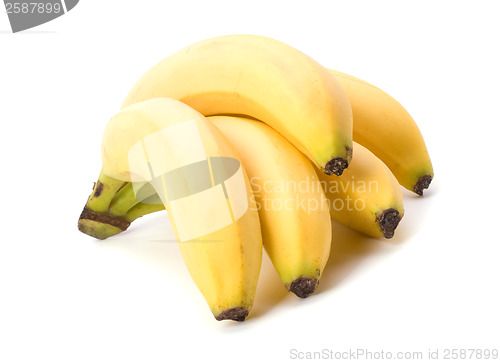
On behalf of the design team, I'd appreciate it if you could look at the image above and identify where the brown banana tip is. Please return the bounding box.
[324,158,348,176]
[289,277,318,298]
[377,208,402,239]
[414,175,433,196]
[215,307,249,322]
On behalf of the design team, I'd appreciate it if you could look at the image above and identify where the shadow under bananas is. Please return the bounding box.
[247,250,291,320]
[317,185,437,294]
[399,181,439,239]
[86,185,437,322]
[90,211,188,282]
[90,211,292,324]
[317,221,392,293]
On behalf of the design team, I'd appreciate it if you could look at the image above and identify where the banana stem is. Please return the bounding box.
[78,171,165,240]
[125,202,165,222]
[108,182,141,216]
[78,170,129,240]
[84,170,126,213]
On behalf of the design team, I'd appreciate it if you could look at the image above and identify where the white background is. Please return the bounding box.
[1,1,499,362]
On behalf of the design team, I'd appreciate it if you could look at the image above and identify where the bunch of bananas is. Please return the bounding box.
[78,34,433,322]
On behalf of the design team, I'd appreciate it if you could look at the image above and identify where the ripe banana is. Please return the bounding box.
[316,142,404,239]
[329,69,433,195]
[210,115,332,298]
[122,34,353,176]
[81,97,263,321]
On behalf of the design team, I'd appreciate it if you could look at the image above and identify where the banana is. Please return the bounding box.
[329,69,433,195]
[210,116,332,298]
[122,34,353,176]
[82,97,263,321]
[316,142,404,239]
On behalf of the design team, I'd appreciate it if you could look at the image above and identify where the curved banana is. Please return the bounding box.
[329,69,433,195]
[210,116,332,298]
[122,34,353,176]
[82,97,262,321]
[316,142,404,238]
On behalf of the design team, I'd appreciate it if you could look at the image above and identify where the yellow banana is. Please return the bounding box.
[316,142,404,239]
[97,97,263,321]
[210,116,332,298]
[329,69,433,195]
[122,34,353,176]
